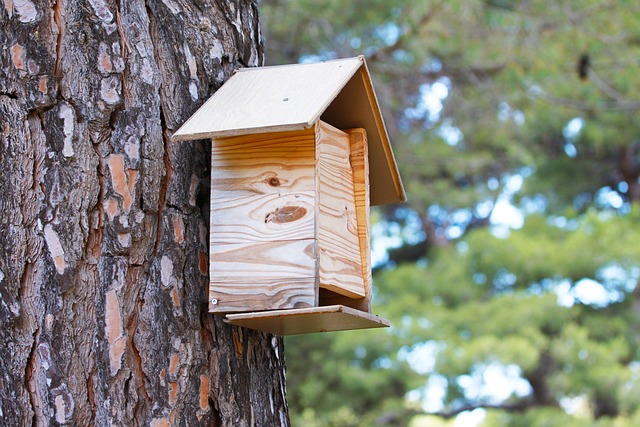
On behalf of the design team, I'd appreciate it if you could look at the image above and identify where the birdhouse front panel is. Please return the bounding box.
[209,128,318,313]
[208,120,368,313]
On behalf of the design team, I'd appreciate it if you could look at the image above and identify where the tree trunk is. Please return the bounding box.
[0,1,289,425]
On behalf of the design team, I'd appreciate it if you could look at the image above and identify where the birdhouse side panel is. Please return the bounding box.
[348,128,372,309]
[209,130,318,313]
[316,128,372,312]
[315,121,365,299]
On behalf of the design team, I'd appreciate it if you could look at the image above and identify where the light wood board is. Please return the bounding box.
[316,122,365,298]
[173,57,363,139]
[209,277,316,313]
[224,305,390,335]
[209,130,318,312]
[210,192,315,244]
[210,239,316,279]
[315,129,372,312]
[210,129,316,244]
[210,130,316,199]
[348,128,372,303]
[209,239,316,312]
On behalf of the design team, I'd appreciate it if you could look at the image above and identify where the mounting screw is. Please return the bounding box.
[210,298,218,305]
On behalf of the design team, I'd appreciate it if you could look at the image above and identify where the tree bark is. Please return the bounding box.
[0,1,289,425]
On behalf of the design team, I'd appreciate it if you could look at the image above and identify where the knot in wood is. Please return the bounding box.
[264,206,307,224]
[268,177,280,187]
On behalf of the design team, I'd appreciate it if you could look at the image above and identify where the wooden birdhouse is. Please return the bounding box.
[173,56,405,335]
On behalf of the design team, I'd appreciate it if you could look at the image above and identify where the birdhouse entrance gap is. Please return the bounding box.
[173,56,405,335]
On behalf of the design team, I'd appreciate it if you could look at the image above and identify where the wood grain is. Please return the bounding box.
[319,128,372,313]
[209,129,318,312]
[210,129,316,245]
[320,129,372,311]
[347,128,373,309]
[210,239,316,279]
[210,129,316,199]
[210,239,316,312]
[209,278,316,313]
[210,192,315,244]
[316,122,365,298]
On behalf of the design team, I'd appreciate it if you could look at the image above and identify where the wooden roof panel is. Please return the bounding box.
[172,57,363,140]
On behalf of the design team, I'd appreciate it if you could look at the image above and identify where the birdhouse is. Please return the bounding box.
[173,56,405,335]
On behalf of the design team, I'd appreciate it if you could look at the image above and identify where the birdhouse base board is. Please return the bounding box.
[224,305,389,335]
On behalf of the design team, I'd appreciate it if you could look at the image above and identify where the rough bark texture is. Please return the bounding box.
[0,1,289,425]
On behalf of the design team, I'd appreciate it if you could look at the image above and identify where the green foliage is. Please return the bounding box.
[286,211,640,425]
[466,210,640,284]
[285,330,420,426]
[260,0,640,425]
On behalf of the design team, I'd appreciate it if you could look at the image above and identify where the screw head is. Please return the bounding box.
[210,298,218,305]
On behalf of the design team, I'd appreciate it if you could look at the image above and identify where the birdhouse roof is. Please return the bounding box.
[173,56,405,206]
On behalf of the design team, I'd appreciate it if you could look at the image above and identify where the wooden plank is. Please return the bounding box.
[209,277,316,313]
[315,121,365,298]
[224,305,390,335]
[209,130,316,245]
[208,129,319,313]
[210,239,315,280]
[209,239,317,312]
[210,130,316,199]
[172,57,364,140]
[349,128,372,310]
[316,129,372,312]
[210,192,315,244]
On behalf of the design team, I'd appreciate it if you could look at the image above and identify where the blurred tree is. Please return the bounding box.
[260,0,640,426]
